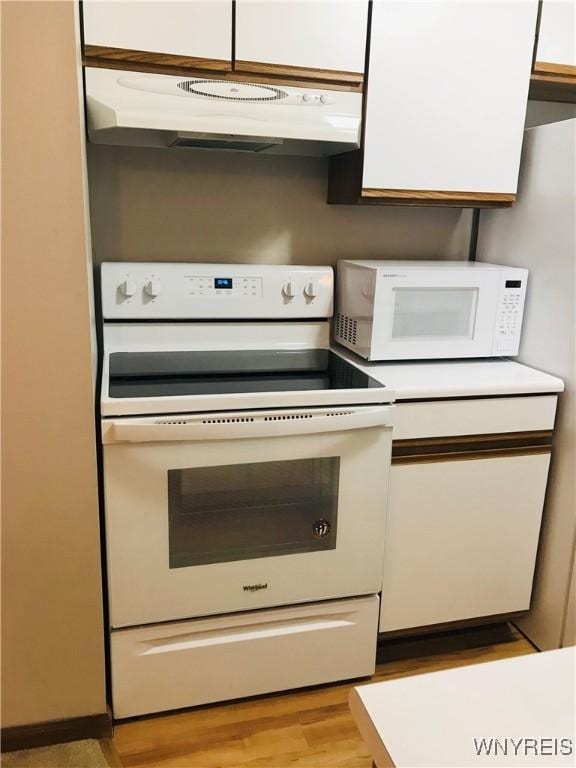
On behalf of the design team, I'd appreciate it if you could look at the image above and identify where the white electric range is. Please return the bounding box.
[99,262,394,719]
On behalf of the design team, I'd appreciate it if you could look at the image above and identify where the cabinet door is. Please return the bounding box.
[362,0,538,205]
[536,0,576,67]
[83,1,232,71]
[379,452,550,633]
[532,0,576,101]
[235,1,368,87]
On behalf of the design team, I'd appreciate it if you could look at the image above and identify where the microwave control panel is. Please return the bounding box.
[101,262,334,320]
[494,271,528,355]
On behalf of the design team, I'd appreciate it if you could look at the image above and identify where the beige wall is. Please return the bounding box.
[563,557,576,647]
[87,146,473,265]
[1,0,107,727]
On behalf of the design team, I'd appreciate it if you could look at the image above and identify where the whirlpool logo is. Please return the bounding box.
[243,583,268,593]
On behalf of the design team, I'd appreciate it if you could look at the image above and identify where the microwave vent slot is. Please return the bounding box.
[335,313,358,346]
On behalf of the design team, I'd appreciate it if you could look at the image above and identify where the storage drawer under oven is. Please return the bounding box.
[111,595,380,719]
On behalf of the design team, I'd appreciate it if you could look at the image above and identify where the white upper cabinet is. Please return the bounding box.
[82,1,232,64]
[235,1,368,76]
[359,0,539,204]
[536,0,576,67]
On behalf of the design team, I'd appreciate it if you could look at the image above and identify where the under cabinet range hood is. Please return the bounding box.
[84,67,362,156]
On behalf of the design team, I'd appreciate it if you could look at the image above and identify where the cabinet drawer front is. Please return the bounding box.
[111,595,379,718]
[393,396,557,440]
[379,454,550,632]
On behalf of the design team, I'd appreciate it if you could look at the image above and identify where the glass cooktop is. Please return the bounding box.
[108,349,384,398]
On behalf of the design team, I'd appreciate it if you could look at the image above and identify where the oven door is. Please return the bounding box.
[102,405,393,628]
[370,270,500,360]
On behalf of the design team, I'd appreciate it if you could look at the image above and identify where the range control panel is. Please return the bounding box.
[187,276,263,297]
[101,263,334,320]
[494,271,528,355]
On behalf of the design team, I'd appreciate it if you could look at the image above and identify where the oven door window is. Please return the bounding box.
[168,457,339,568]
[391,287,479,340]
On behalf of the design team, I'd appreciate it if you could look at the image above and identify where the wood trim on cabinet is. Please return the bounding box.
[83,45,231,74]
[1,713,112,753]
[226,71,362,93]
[234,59,364,90]
[533,61,576,79]
[391,430,553,465]
[393,446,552,465]
[327,157,516,208]
[83,48,361,93]
[361,188,515,207]
[529,61,576,103]
[529,74,576,102]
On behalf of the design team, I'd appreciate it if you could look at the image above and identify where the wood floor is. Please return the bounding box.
[112,623,535,768]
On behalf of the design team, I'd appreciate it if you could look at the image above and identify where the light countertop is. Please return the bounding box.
[333,349,564,400]
[349,647,576,768]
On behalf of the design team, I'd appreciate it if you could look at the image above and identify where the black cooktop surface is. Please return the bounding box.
[108,349,384,398]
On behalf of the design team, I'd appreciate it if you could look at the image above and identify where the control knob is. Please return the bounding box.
[144,277,162,298]
[303,280,318,300]
[119,277,137,298]
[282,280,296,299]
[302,93,321,105]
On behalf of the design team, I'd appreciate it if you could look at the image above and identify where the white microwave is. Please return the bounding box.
[335,260,528,361]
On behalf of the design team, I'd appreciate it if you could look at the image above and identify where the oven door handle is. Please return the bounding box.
[103,406,394,444]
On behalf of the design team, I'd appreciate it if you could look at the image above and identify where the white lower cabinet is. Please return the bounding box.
[379,453,551,633]
[112,595,379,719]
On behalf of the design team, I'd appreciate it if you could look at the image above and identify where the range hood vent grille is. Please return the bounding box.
[176,79,289,103]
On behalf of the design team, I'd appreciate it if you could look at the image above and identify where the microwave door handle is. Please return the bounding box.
[104,407,394,444]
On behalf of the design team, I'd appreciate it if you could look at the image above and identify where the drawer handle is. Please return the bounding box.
[140,615,355,656]
[104,406,394,444]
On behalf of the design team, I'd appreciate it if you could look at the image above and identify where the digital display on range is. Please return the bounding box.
[505,280,522,288]
[214,278,233,289]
